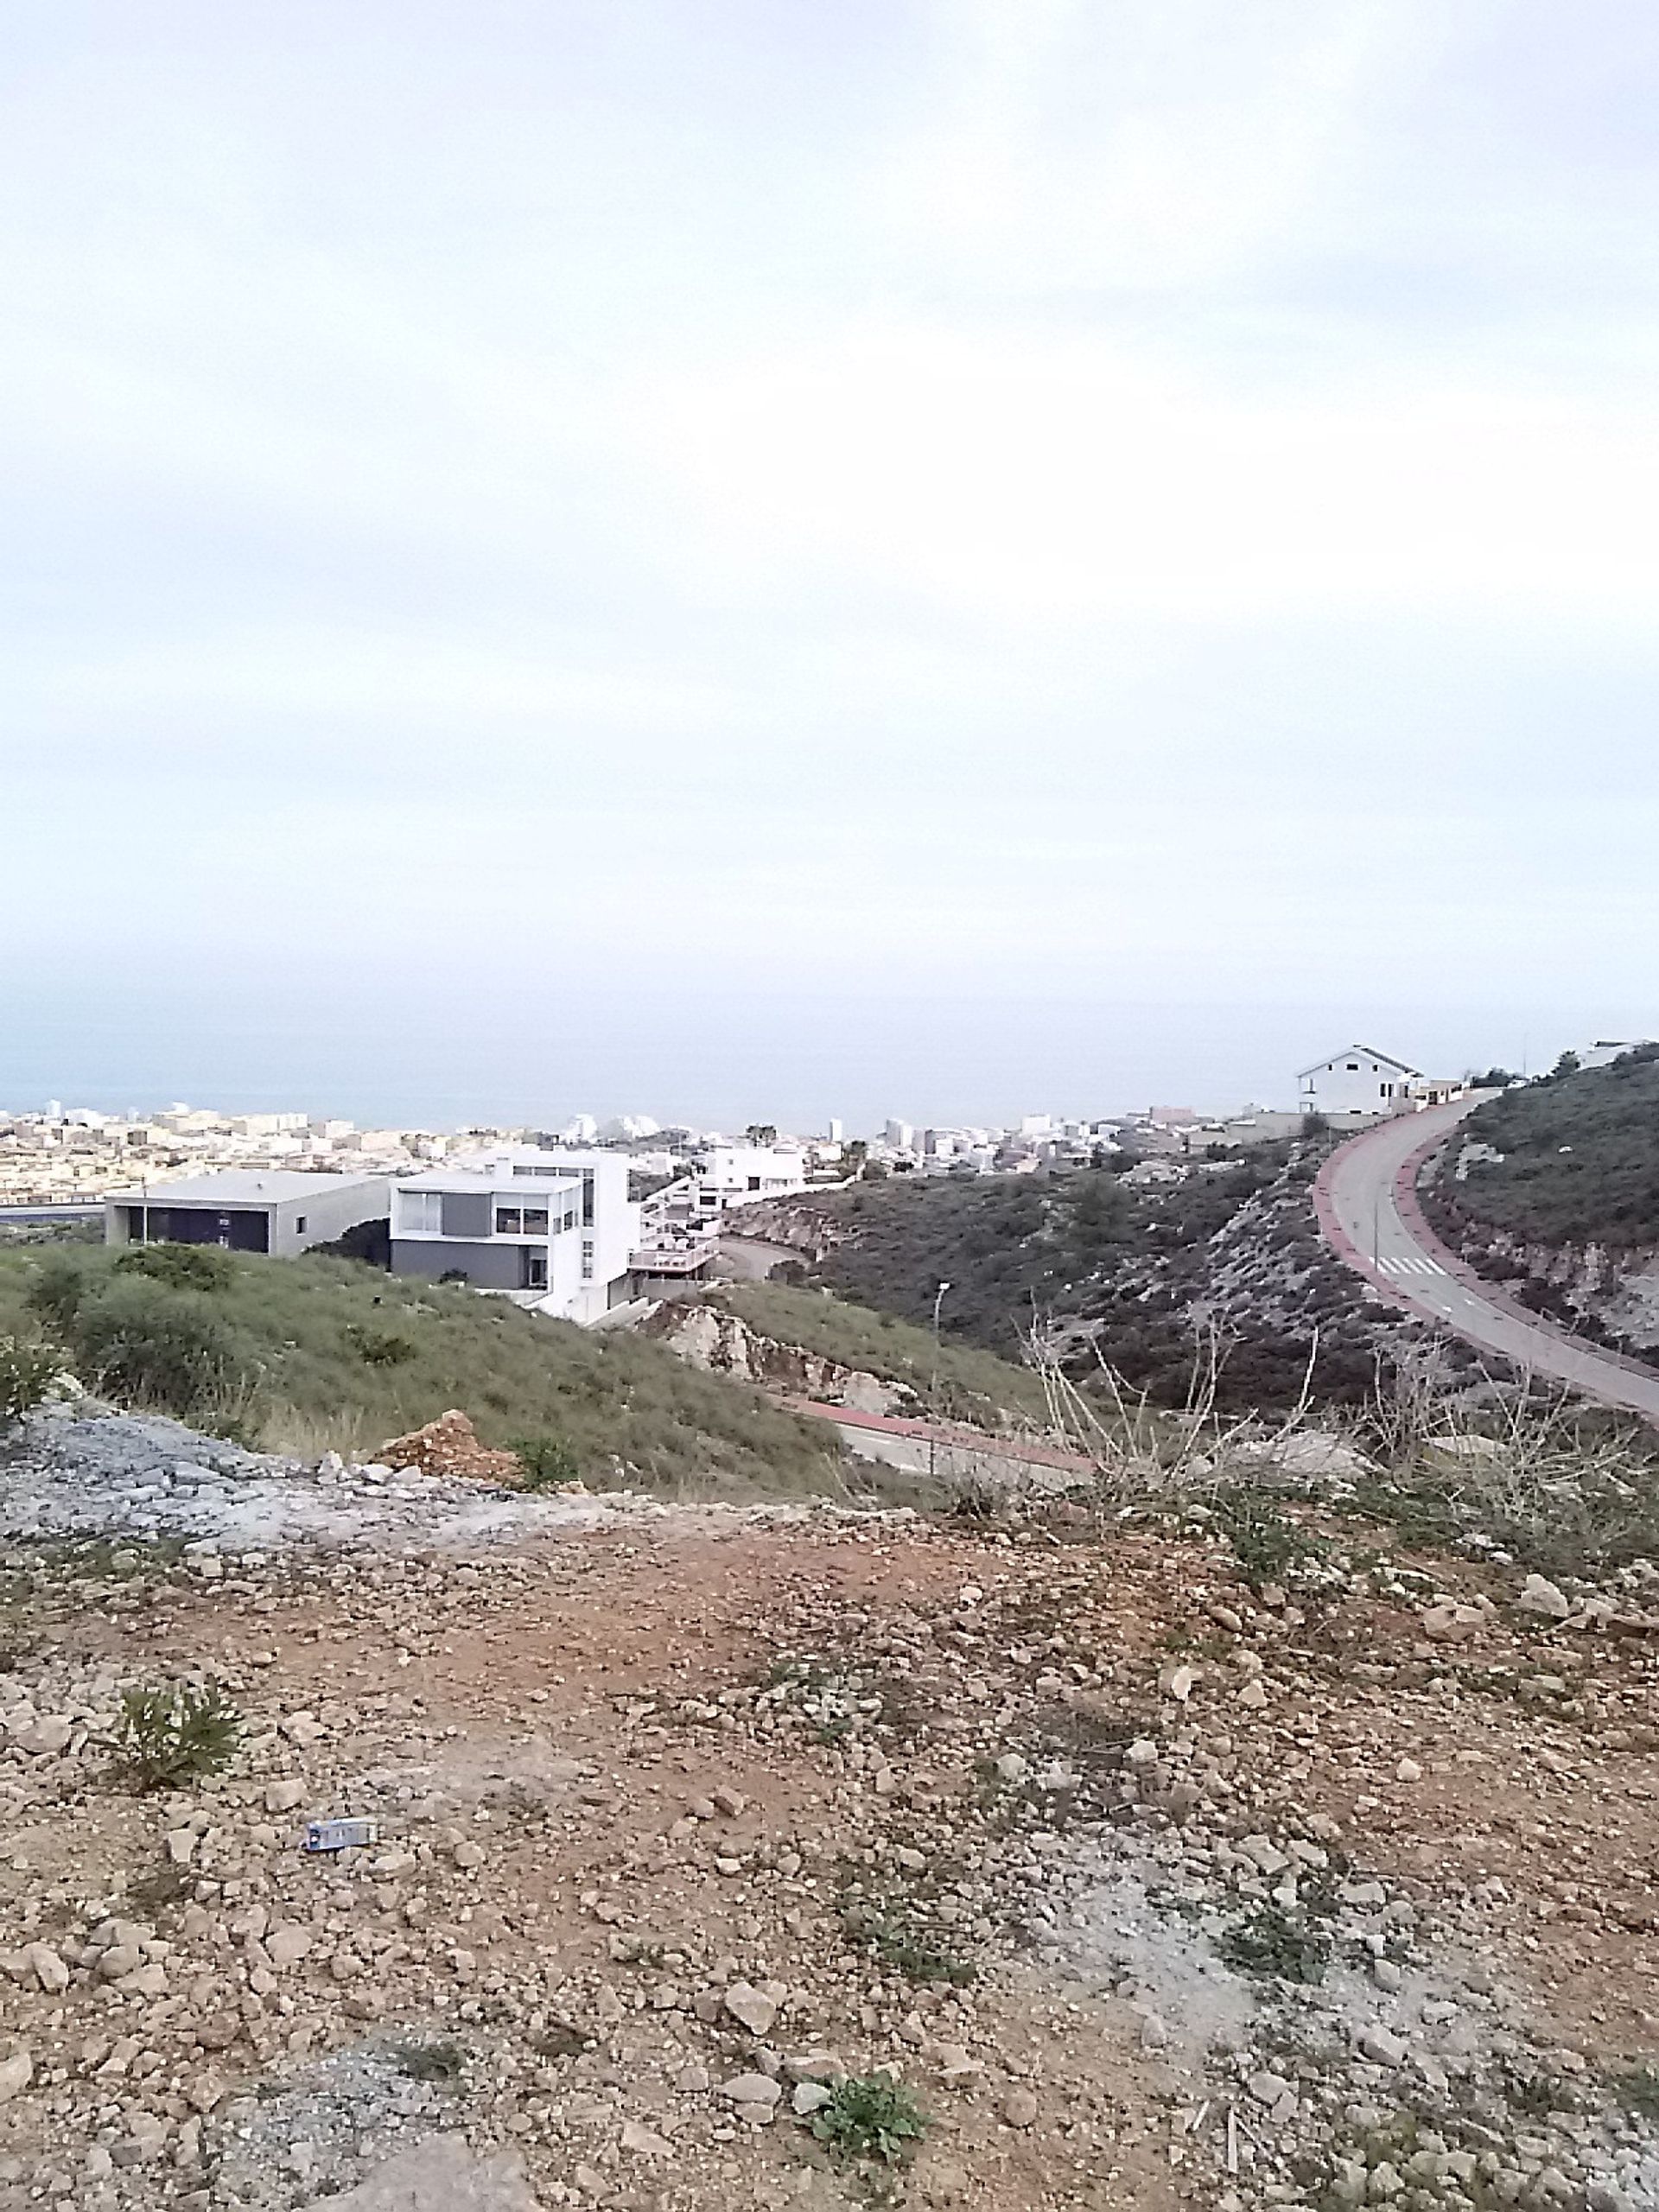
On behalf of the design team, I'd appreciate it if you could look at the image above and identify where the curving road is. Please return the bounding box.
[1314,1098,1659,1424]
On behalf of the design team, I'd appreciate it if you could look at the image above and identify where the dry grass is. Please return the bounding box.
[1027,1327,1659,1580]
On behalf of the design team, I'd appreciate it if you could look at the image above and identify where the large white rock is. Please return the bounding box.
[721,1980,780,2036]
[1516,1573,1573,1619]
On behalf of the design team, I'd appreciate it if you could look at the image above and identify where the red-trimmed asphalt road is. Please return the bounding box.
[1314,1100,1659,1424]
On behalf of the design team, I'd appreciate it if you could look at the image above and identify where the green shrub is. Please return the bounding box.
[25,1255,86,1340]
[0,1335,61,1429]
[342,1323,416,1367]
[115,1243,235,1292]
[1613,2066,1659,2121]
[73,1279,240,1418]
[810,2074,928,2164]
[109,1680,242,1789]
[512,1433,583,1489]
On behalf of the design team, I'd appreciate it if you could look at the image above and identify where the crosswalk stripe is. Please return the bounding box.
[1376,1255,1446,1277]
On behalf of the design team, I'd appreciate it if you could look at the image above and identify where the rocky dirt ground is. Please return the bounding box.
[0,1402,1656,2210]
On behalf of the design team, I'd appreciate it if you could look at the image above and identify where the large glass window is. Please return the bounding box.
[495,1206,522,1234]
[400,1191,442,1233]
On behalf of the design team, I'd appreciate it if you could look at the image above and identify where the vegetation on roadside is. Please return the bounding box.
[0,1246,845,1498]
[511,1433,583,1489]
[1432,1046,1659,1248]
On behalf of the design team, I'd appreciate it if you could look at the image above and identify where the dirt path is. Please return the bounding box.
[0,1477,1656,2211]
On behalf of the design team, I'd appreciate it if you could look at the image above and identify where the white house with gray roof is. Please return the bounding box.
[1296,1046,1423,1120]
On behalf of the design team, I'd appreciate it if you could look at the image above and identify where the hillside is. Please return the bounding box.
[658,1279,1057,1429]
[1431,1048,1659,1246]
[0,1244,843,1497]
[1426,1049,1659,1362]
[734,1142,1440,1411]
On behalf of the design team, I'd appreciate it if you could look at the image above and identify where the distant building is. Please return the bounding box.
[1297,1046,1423,1119]
[883,1119,914,1152]
[105,1171,388,1257]
[1578,1039,1657,1071]
[688,1142,808,1220]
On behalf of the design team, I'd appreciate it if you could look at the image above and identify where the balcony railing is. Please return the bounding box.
[629,1245,714,1275]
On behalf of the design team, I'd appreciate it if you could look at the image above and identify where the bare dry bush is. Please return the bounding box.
[1026,1319,1324,1513]
[1028,1324,1659,1581]
[1357,1364,1659,1577]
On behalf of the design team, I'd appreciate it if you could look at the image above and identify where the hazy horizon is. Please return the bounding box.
[0,973,1621,1134]
[3,4,1656,1096]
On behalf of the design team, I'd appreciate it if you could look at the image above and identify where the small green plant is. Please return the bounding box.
[868,1923,976,1986]
[1211,1484,1329,1591]
[511,1433,583,1489]
[533,2022,588,2059]
[1217,1903,1330,1986]
[124,1854,194,1918]
[810,2073,928,2164]
[394,2037,466,2082]
[0,1335,61,1431]
[1611,2065,1659,2121]
[342,1323,416,1367]
[116,1243,235,1292]
[838,1874,977,1988]
[109,1680,242,1789]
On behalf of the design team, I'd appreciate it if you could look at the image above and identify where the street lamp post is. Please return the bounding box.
[929,1281,951,1484]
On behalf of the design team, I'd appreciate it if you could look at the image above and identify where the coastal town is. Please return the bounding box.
[0,1039,1494,1218]
[0,1047,1484,1329]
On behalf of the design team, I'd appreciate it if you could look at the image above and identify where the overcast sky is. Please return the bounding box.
[3,2,1656,1125]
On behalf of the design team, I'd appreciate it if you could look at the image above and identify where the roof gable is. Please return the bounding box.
[1296,1045,1423,1079]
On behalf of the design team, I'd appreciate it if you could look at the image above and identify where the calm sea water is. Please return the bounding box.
[0,973,1572,1133]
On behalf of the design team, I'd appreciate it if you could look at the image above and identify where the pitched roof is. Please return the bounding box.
[1295,1045,1423,1079]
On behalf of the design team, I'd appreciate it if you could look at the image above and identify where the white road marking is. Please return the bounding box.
[1376,1255,1446,1277]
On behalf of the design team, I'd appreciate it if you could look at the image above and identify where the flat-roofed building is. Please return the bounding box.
[389,1147,639,1323]
[105,1171,388,1257]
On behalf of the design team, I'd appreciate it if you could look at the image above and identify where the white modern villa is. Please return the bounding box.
[387,1147,639,1323]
